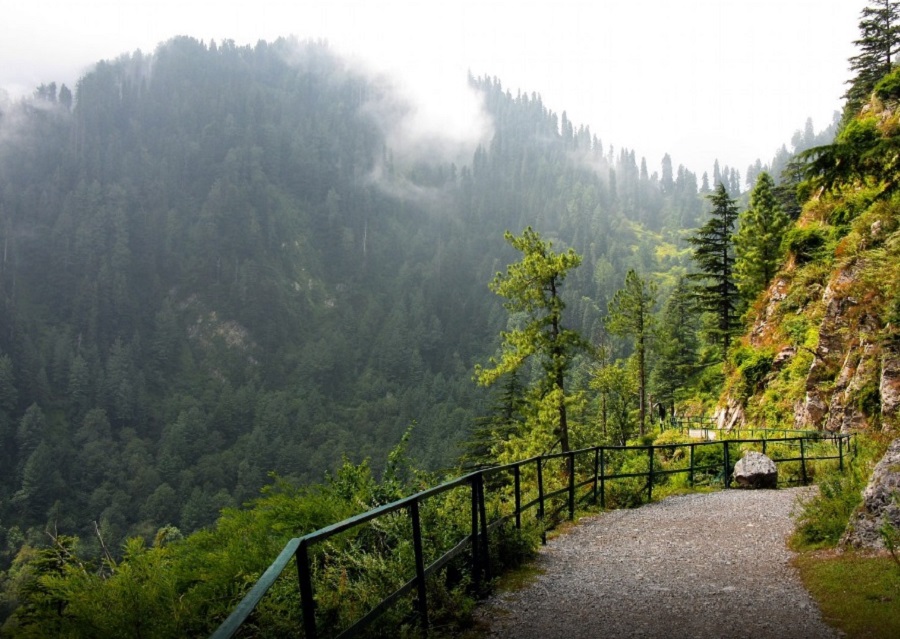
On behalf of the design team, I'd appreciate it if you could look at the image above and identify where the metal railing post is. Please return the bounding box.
[599,448,606,509]
[839,435,844,472]
[723,441,731,488]
[689,443,695,487]
[647,446,654,502]
[568,451,576,520]
[297,540,317,639]
[477,474,490,580]
[592,448,600,505]
[514,464,522,530]
[537,457,546,545]
[800,437,808,484]
[409,499,429,631]
[471,475,481,591]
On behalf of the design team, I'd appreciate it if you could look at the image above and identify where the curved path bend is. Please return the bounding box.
[476,488,838,639]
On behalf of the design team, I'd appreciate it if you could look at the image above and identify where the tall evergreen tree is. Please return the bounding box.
[661,154,674,194]
[734,172,790,303]
[463,371,525,468]
[475,227,584,453]
[590,360,637,445]
[688,183,740,357]
[650,276,699,414]
[606,269,656,435]
[845,0,900,119]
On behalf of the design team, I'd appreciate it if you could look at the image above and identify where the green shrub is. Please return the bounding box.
[792,435,889,550]
[856,381,881,419]
[732,347,774,401]
[874,67,900,101]
[783,225,831,265]
[793,470,866,548]
[1,436,533,639]
[836,116,881,148]
[690,442,725,485]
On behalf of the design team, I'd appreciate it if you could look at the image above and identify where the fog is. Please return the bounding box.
[1,0,864,176]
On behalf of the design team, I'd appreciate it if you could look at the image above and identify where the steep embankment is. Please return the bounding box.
[715,90,900,434]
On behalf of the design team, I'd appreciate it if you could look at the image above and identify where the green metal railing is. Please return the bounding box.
[674,421,842,442]
[211,432,852,639]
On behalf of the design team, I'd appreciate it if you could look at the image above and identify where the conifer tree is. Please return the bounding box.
[590,361,637,445]
[845,0,900,119]
[661,154,674,194]
[734,172,790,303]
[464,371,525,468]
[475,227,584,453]
[688,183,740,357]
[606,269,656,435]
[650,276,699,414]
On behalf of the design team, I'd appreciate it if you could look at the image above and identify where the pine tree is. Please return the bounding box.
[475,227,585,453]
[606,269,656,436]
[0,352,18,484]
[463,371,525,468]
[734,172,790,303]
[845,0,900,119]
[661,154,674,194]
[650,276,699,414]
[590,361,637,445]
[688,183,740,357]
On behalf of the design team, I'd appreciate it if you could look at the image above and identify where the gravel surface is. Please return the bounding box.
[476,488,840,638]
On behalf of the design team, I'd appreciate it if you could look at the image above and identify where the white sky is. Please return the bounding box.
[0,0,863,179]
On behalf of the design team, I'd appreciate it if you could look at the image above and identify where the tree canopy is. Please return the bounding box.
[475,227,585,454]
[606,269,656,435]
[845,0,900,120]
[688,183,740,357]
[734,172,790,303]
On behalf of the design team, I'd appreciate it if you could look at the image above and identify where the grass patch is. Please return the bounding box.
[491,563,545,594]
[795,551,900,638]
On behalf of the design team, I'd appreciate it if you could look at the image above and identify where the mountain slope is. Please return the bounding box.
[0,36,707,551]
[715,82,900,434]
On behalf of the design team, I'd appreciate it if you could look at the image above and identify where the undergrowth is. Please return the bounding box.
[790,434,889,551]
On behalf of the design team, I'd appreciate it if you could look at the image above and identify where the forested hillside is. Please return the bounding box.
[1,15,880,634]
[0,35,735,566]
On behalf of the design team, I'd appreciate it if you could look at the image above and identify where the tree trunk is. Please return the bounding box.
[557,368,569,452]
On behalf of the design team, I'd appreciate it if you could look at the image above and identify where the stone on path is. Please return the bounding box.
[733,450,778,489]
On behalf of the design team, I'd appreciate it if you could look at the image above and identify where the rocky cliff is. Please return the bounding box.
[715,95,900,435]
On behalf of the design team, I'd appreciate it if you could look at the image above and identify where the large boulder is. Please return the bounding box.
[842,438,900,550]
[733,451,778,489]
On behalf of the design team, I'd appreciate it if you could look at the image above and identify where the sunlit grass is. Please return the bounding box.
[795,551,900,638]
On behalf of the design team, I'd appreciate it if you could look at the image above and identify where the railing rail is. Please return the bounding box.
[211,432,853,639]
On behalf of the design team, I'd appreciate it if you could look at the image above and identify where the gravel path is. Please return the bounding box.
[476,488,839,638]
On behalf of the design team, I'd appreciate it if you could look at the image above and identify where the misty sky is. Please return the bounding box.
[1,0,863,180]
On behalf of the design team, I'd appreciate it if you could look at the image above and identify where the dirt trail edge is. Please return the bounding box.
[476,488,839,639]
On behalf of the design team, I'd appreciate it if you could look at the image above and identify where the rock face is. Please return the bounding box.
[842,438,900,550]
[823,336,881,433]
[882,341,900,427]
[733,451,778,489]
[711,92,900,438]
[713,397,745,431]
[749,276,791,348]
[796,264,864,430]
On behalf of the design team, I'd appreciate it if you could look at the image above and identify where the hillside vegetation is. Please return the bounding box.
[2,14,890,635]
[0,35,737,620]
[715,70,900,435]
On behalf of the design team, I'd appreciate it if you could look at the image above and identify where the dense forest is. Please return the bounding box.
[0,31,847,634]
